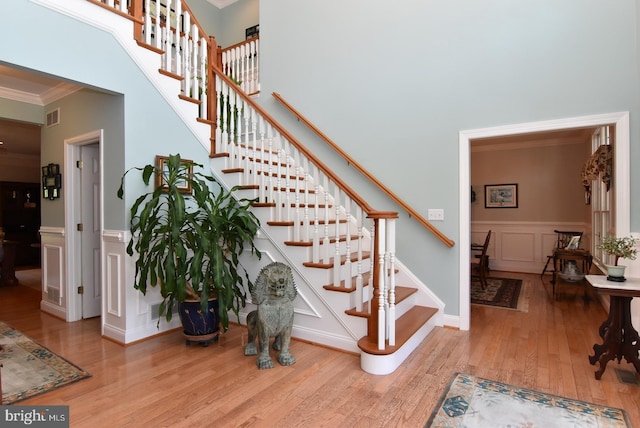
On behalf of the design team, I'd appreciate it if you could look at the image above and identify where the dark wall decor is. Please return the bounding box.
[245,24,259,39]
[42,163,62,200]
[484,183,518,208]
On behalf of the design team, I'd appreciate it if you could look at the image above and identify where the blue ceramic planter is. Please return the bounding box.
[179,299,220,346]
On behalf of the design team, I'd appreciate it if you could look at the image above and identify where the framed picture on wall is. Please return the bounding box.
[155,155,193,193]
[484,183,518,208]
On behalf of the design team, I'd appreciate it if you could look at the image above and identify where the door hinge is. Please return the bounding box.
[77,223,83,232]
[77,285,84,294]
[77,160,83,169]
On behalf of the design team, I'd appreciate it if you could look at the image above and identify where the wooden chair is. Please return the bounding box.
[540,230,584,278]
[471,230,491,289]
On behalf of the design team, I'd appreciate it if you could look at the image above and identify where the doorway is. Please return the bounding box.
[65,130,103,321]
[459,112,630,331]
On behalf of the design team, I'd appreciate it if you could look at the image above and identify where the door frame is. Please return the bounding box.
[64,129,104,322]
[459,112,630,330]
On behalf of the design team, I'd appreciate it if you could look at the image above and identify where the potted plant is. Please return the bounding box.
[597,235,637,281]
[117,154,261,344]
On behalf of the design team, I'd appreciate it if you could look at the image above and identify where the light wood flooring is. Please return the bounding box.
[1,270,638,427]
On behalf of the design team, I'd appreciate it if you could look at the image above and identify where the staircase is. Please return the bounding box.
[82,0,447,375]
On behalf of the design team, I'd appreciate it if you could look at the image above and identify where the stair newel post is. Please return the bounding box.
[207,36,218,154]
[366,215,385,349]
[386,217,397,346]
[355,208,364,312]
[258,116,266,203]
[131,0,143,42]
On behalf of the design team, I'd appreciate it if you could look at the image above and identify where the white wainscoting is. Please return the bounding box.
[471,221,590,274]
[39,227,67,320]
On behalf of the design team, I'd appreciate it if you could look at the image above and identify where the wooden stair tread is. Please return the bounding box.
[357,306,438,355]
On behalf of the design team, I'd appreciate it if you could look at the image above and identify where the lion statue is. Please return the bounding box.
[244,261,297,369]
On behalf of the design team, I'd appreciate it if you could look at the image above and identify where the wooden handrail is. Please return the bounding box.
[221,35,259,53]
[212,68,391,219]
[272,92,455,248]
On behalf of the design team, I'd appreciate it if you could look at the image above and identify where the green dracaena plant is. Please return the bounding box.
[117,154,261,330]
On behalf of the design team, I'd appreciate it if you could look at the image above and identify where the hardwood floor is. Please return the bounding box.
[1,270,638,427]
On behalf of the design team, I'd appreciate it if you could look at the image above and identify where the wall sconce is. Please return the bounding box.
[42,163,62,200]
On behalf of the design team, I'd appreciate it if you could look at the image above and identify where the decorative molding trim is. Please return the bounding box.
[103,229,128,243]
[106,253,122,317]
[39,226,65,236]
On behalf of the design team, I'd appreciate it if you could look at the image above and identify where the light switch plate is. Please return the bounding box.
[427,209,444,221]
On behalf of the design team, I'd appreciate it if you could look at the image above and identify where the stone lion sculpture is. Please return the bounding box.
[244,261,297,369]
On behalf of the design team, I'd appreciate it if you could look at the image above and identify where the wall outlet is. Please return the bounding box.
[427,209,444,221]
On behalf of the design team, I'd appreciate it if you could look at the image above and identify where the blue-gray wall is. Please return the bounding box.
[2,0,209,231]
[258,0,640,312]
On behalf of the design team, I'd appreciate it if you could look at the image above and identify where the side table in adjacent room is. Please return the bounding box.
[585,275,640,380]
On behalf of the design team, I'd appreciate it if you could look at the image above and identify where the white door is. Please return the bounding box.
[80,143,101,318]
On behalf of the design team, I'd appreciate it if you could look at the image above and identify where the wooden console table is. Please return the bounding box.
[585,275,640,380]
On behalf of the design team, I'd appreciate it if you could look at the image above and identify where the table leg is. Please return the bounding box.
[589,296,640,379]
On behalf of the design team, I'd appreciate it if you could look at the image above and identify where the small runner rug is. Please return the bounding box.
[471,276,523,310]
[0,321,91,404]
[426,373,631,427]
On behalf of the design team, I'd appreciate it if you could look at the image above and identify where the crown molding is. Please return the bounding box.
[0,82,81,106]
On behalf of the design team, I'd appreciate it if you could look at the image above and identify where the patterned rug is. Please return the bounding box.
[0,321,91,404]
[471,276,523,310]
[426,373,631,427]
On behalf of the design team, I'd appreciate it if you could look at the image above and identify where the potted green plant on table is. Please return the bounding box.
[597,235,637,281]
[117,154,261,345]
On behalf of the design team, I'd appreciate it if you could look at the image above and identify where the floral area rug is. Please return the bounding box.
[0,320,91,404]
[426,373,631,427]
[471,276,524,310]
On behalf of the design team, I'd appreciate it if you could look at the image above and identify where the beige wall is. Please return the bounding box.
[471,142,591,223]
